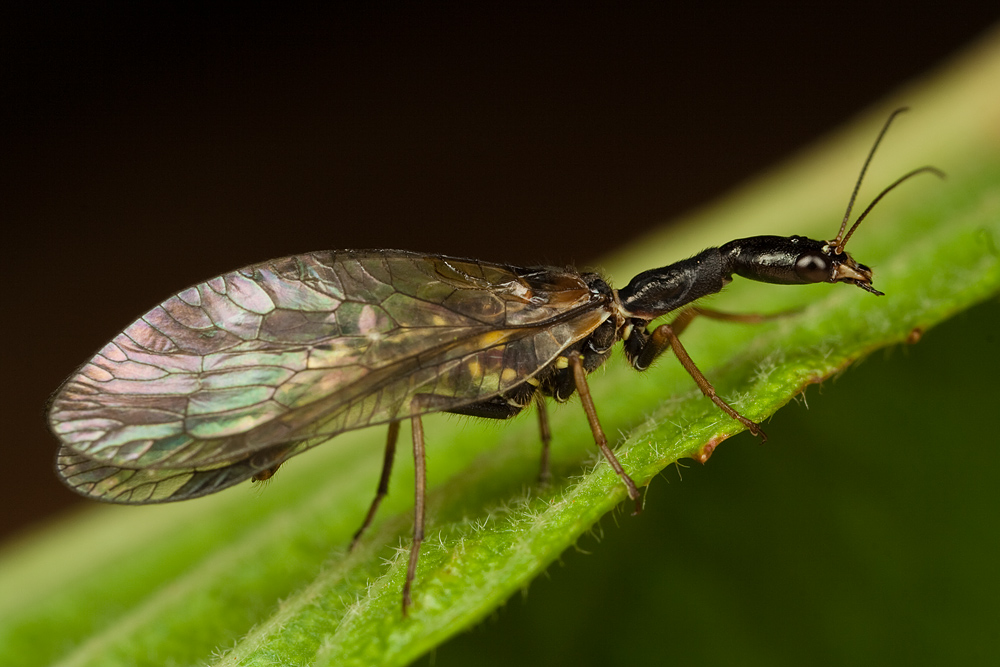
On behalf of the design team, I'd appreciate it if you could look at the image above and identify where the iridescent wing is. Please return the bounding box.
[50,250,611,503]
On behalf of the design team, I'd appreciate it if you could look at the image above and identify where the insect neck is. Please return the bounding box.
[615,248,728,320]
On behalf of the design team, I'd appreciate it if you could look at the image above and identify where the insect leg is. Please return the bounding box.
[637,322,766,441]
[446,388,550,483]
[660,306,797,346]
[687,306,801,325]
[569,352,641,514]
[535,393,552,485]
[349,421,400,550]
[402,407,427,616]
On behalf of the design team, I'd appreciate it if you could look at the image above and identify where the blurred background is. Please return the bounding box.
[3,5,999,664]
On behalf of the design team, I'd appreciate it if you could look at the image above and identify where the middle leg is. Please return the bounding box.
[569,351,642,514]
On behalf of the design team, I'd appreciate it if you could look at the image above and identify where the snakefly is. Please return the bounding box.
[48,108,940,614]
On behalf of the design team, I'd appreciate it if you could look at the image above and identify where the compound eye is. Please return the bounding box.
[795,252,831,283]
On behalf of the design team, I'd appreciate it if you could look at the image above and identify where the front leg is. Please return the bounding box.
[626,306,795,371]
[625,311,766,440]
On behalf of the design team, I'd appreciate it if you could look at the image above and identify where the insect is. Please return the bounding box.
[49,108,940,615]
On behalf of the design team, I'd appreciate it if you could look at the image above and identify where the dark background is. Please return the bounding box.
[3,3,996,548]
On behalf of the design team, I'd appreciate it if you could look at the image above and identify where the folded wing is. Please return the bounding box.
[50,250,609,502]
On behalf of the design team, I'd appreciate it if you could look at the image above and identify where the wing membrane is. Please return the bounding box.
[50,250,609,501]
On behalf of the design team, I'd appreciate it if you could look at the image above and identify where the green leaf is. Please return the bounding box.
[4,34,999,667]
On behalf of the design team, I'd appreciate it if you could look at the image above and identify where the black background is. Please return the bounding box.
[3,5,997,542]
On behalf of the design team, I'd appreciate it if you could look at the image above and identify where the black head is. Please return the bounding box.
[720,109,944,299]
[720,235,884,295]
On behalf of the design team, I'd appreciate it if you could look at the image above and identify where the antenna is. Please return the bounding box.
[832,107,908,251]
[838,166,946,249]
